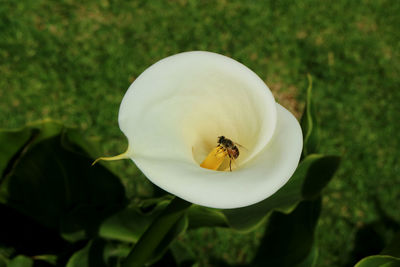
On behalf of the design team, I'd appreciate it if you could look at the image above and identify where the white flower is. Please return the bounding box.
[117,51,302,209]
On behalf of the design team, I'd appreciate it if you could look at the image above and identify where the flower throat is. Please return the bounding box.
[200,136,241,172]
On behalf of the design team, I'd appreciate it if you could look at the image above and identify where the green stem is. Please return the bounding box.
[122,197,192,267]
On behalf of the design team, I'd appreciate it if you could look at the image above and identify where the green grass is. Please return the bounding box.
[1,0,399,266]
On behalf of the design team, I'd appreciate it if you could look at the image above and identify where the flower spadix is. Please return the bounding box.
[115,51,302,209]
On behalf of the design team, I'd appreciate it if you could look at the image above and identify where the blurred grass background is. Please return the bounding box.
[0,0,399,266]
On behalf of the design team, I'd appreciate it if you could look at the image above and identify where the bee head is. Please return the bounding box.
[218,136,225,143]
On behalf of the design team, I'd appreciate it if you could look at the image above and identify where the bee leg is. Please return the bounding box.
[229,157,238,171]
[215,146,226,156]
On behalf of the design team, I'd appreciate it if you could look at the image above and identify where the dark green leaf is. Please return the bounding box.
[295,244,319,267]
[301,74,319,156]
[66,239,132,267]
[100,199,190,265]
[62,128,102,159]
[0,121,65,188]
[252,198,321,267]
[150,214,188,264]
[0,203,69,257]
[0,127,126,242]
[382,232,400,258]
[122,197,191,267]
[223,154,339,231]
[346,204,400,266]
[354,255,400,267]
[8,255,33,267]
[66,241,93,267]
[103,242,131,266]
[301,155,341,199]
[31,255,58,265]
[187,205,228,230]
[152,241,197,267]
[0,128,31,180]
[169,241,197,267]
[99,201,169,243]
[0,254,7,267]
[150,250,178,267]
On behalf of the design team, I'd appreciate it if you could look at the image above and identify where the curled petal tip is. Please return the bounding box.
[91,149,130,166]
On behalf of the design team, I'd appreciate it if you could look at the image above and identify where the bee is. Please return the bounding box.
[216,136,241,172]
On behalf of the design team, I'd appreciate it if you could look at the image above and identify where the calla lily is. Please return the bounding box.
[108,51,302,209]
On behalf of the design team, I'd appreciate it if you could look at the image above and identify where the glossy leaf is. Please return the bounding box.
[153,241,197,267]
[32,255,58,266]
[295,244,319,267]
[0,203,69,256]
[301,74,319,156]
[0,254,6,267]
[382,232,400,258]
[346,206,400,266]
[66,239,132,267]
[66,241,96,267]
[354,255,400,267]
[301,155,341,199]
[99,201,169,243]
[169,241,197,267]
[223,154,339,231]
[0,123,126,242]
[122,197,191,267]
[0,121,63,186]
[100,199,190,265]
[187,205,228,230]
[103,242,131,266]
[0,128,31,179]
[149,215,189,265]
[8,255,33,267]
[252,198,321,267]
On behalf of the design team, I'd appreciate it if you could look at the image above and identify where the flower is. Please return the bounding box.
[117,51,302,209]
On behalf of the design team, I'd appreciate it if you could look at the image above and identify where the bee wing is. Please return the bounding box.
[234,142,248,151]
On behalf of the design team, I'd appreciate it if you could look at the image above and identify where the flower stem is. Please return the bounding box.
[121,197,192,267]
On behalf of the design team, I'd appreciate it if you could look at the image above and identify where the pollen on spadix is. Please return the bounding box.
[200,146,228,171]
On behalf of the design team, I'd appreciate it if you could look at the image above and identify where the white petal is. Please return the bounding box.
[118,51,277,166]
[129,104,303,209]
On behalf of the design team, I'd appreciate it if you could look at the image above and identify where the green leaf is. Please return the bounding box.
[0,203,69,257]
[382,232,400,258]
[0,128,31,179]
[152,241,197,267]
[0,120,64,187]
[66,241,93,267]
[103,242,131,266]
[252,198,321,267]
[31,255,58,265]
[301,74,319,156]
[187,205,229,229]
[150,214,189,265]
[169,241,197,266]
[345,204,400,266]
[354,255,400,267]
[122,197,191,267]
[223,154,339,231]
[0,254,7,267]
[66,239,132,267]
[295,244,319,267]
[62,128,102,159]
[0,124,127,242]
[100,199,190,265]
[301,155,341,199]
[8,255,33,267]
[99,201,169,243]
